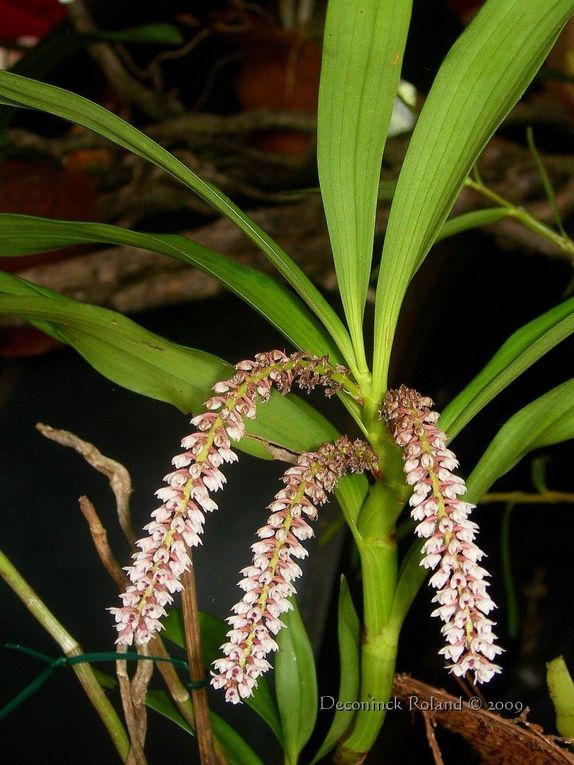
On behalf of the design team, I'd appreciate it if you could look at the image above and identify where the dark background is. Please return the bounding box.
[1,1,573,763]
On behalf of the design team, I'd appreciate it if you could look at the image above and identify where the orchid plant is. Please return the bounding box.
[1,1,574,764]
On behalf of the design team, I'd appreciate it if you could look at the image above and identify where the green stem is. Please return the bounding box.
[0,547,130,761]
[481,489,574,504]
[464,177,574,262]
[335,629,399,764]
[335,479,404,763]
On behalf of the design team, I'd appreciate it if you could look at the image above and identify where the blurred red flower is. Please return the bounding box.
[0,0,67,41]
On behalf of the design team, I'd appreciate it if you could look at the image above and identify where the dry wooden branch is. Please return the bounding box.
[421,709,445,765]
[116,645,149,765]
[393,674,574,765]
[40,424,229,764]
[181,566,217,765]
[67,0,180,121]
[36,423,135,545]
[78,495,126,589]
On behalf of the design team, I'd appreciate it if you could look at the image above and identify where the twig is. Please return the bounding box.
[0,547,130,761]
[181,566,216,765]
[76,500,201,735]
[36,423,135,546]
[65,436,228,764]
[67,0,177,121]
[130,644,154,748]
[465,176,574,265]
[116,645,149,765]
[77,499,225,759]
[78,496,126,589]
[421,711,445,765]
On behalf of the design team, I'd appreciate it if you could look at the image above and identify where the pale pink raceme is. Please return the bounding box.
[211,436,377,703]
[110,351,354,646]
[382,385,502,684]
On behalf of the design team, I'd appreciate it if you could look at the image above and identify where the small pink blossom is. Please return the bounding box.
[211,436,377,703]
[382,385,503,684]
[110,351,354,646]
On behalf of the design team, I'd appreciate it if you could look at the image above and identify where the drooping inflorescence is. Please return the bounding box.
[211,436,377,703]
[381,385,502,683]
[110,350,357,646]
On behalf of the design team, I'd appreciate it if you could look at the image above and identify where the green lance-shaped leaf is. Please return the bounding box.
[0,214,341,362]
[441,296,574,439]
[0,70,356,371]
[466,378,574,500]
[275,600,318,765]
[372,0,574,399]
[311,576,361,764]
[436,207,511,242]
[547,657,574,738]
[162,609,282,743]
[0,273,340,460]
[146,690,265,765]
[318,0,412,370]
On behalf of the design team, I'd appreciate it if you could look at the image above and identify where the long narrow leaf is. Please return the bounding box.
[441,296,574,439]
[311,576,360,764]
[0,214,341,361]
[0,274,340,460]
[436,207,510,242]
[318,0,412,366]
[466,378,574,500]
[275,600,318,764]
[0,70,356,370]
[372,0,574,398]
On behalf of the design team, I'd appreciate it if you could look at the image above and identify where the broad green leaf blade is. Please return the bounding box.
[466,379,574,501]
[162,609,283,743]
[0,214,342,361]
[275,600,318,763]
[0,273,340,459]
[436,207,510,242]
[0,278,226,414]
[441,296,574,439]
[311,576,360,764]
[0,71,356,371]
[146,690,264,765]
[547,657,574,738]
[318,0,412,366]
[372,0,574,398]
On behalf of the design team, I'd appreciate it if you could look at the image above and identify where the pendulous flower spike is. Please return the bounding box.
[211,436,377,704]
[381,385,503,684]
[110,351,358,646]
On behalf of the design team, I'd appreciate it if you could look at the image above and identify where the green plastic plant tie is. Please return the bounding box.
[1,643,208,719]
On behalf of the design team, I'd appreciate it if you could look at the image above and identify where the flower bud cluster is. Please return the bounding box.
[382,385,502,684]
[110,351,353,645]
[211,436,377,703]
